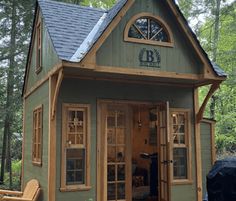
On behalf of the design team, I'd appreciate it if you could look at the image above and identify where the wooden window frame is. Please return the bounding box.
[170,108,192,185]
[35,18,42,74]
[124,13,174,47]
[60,103,91,192]
[32,105,43,166]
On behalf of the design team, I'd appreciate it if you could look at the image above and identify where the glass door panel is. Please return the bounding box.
[107,109,127,201]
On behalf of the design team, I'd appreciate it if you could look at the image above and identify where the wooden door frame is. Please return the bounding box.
[97,99,171,201]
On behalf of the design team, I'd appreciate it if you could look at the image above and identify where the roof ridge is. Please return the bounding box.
[38,0,105,12]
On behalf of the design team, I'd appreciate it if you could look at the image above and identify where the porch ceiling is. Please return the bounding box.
[62,66,220,87]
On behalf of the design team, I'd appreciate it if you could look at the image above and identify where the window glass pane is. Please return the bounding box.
[117,112,125,127]
[128,25,143,39]
[66,149,85,185]
[150,19,161,38]
[76,111,84,132]
[116,146,125,162]
[108,165,115,182]
[173,148,187,179]
[68,111,76,121]
[178,114,185,124]
[135,18,148,38]
[117,164,125,181]
[107,183,116,200]
[108,146,116,162]
[117,183,125,199]
[107,115,115,127]
[107,128,115,144]
[116,128,125,145]
[152,28,168,42]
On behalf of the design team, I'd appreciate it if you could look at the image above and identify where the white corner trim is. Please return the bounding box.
[70,13,107,62]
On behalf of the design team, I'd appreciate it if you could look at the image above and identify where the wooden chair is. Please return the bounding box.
[0,179,40,201]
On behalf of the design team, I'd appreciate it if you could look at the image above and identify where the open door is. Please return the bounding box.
[98,102,132,201]
[158,102,171,201]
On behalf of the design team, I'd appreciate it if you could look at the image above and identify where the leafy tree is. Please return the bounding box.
[178,0,236,156]
[57,0,116,9]
[0,0,35,188]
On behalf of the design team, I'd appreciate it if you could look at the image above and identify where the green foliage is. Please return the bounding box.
[216,134,236,155]
[56,0,116,9]
[200,2,236,155]
[179,1,236,157]
[0,160,21,190]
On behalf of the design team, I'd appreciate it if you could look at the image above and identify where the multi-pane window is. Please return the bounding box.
[128,17,169,42]
[171,110,191,181]
[61,104,90,190]
[36,20,42,73]
[32,105,43,165]
[124,14,173,46]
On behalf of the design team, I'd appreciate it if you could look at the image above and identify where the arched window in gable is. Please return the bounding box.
[124,13,174,47]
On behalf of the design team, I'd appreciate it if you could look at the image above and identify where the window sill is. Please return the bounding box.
[124,37,174,48]
[172,179,193,185]
[60,186,91,192]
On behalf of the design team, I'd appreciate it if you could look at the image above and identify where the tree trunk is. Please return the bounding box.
[210,0,221,119]
[0,0,17,188]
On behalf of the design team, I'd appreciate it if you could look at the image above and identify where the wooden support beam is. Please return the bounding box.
[197,82,221,123]
[48,74,57,201]
[51,69,64,120]
[194,88,203,201]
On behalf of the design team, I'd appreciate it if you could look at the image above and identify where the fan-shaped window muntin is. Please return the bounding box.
[124,13,173,47]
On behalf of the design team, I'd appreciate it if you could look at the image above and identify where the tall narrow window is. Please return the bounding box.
[61,104,91,191]
[36,20,42,73]
[170,109,192,183]
[124,13,173,47]
[32,105,43,165]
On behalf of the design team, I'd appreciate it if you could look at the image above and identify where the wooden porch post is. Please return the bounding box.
[48,69,63,201]
[194,88,203,201]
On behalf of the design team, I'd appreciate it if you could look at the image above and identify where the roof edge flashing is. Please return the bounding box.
[70,12,107,62]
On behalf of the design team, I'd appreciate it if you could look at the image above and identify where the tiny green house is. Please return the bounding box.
[22,0,227,201]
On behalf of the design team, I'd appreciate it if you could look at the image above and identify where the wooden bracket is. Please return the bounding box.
[51,69,64,120]
[196,82,221,123]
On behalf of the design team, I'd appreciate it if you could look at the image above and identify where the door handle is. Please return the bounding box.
[162,160,173,164]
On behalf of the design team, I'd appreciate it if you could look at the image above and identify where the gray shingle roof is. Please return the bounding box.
[38,0,104,60]
[211,62,227,77]
[38,0,226,78]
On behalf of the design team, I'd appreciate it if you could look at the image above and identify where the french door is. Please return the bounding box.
[97,101,170,201]
[98,103,132,201]
[157,102,171,201]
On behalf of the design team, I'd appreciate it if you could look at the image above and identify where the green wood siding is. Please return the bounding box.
[25,11,60,93]
[55,78,196,201]
[23,81,49,201]
[97,0,203,75]
[200,122,213,198]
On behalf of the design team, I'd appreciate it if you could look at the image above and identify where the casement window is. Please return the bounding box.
[170,109,192,183]
[124,13,174,47]
[61,104,91,191]
[35,19,42,73]
[32,105,43,166]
